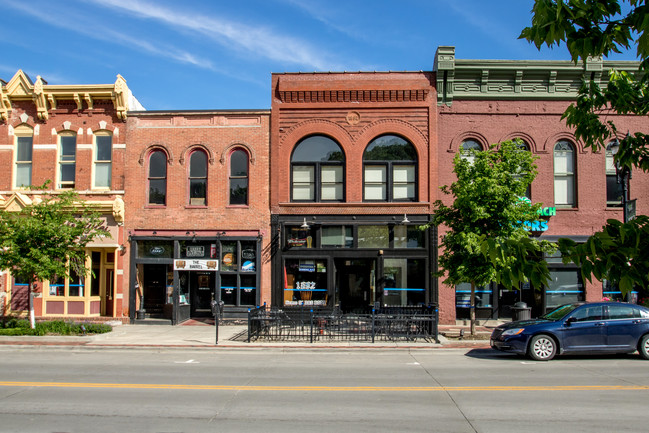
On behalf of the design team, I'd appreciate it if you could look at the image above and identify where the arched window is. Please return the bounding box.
[229,149,249,205]
[58,131,76,189]
[514,139,532,199]
[363,134,417,202]
[460,139,483,164]
[291,135,344,202]
[93,132,112,188]
[554,140,576,207]
[188,150,207,206]
[606,141,626,207]
[148,150,167,205]
[14,124,33,188]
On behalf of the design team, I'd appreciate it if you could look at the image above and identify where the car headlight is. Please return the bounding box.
[501,328,524,336]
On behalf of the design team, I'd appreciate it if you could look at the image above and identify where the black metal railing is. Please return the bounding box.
[247,304,438,343]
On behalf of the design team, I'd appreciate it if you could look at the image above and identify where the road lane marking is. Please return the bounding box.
[1,382,648,392]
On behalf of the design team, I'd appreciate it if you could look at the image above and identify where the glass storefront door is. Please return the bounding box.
[335,259,376,313]
[178,271,215,318]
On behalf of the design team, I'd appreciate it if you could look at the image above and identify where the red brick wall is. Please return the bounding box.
[271,72,437,217]
[124,112,272,306]
[436,99,649,323]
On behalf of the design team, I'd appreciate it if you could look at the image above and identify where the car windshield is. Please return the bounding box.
[539,303,582,321]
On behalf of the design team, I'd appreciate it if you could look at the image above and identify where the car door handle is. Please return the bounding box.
[595,322,606,327]
[632,320,643,324]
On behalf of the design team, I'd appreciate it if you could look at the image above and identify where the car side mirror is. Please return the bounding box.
[565,317,577,326]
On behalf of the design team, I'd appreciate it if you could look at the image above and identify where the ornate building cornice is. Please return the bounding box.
[0,70,140,122]
[434,46,642,106]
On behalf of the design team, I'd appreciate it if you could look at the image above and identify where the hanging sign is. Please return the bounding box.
[174,259,219,271]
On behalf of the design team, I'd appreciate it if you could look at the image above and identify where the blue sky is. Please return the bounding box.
[0,0,639,110]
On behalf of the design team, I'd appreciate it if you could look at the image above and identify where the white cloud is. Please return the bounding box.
[90,0,344,70]
[1,1,220,72]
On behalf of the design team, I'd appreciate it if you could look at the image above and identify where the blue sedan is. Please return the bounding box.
[490,302,649,361]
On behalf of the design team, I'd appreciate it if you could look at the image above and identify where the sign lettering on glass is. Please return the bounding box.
[186,246,205,257]
[296,281,316,290]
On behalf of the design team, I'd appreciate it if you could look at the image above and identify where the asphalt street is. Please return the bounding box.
[0,346,647,433]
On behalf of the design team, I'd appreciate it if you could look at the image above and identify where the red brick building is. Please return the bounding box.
[269,48,649,324]
[435,47,649,323]
[270,72,438,314]
[124,110,271,323]
[0,70,139,321]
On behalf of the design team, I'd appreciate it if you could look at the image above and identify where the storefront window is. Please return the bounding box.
[393,226,424,248]
[219,239,258,306]
[241,275,256,305]
[49,272,84,297]
[546,269,583,310]
[382,259,425,306]
[220,241,238,271]
[455,283,493,308]
[321,226,353,248]
[284,259,328,306]
[179,241,217,259]
[602,280,636,303]
[241,241,256,272]
[137,241,173,259]
[357,225,389,248]
[91,252,101,297]
[286,226,314,249]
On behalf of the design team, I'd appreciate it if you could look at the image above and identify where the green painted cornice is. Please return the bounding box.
[434,46,642,106]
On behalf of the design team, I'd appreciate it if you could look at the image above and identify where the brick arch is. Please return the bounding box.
[279,119,353,151]
[220,142,256,166]
[356,119,428,160]
[52,120,83,134]
[179,144,215,166]
[499,132,539,153]
[138,144,174,166]
[448,131,489,153]
[544,132,585,154]
[88,121,117,134]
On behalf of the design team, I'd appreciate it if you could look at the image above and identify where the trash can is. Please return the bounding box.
[511,302,531,321]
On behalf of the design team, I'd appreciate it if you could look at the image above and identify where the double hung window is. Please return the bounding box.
[229,149,249,205]
[94,133,112,188]
[291,135,344,202]
[14,126,33,188]
[59,132,76,189]
[148,150,167,205]
[554,140,576,207]
[363,135,417,202]
[189,150,207,206]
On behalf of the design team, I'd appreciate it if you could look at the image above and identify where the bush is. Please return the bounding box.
[0,319,112,336]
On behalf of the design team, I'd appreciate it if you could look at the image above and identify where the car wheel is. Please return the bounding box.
[639,335,649,360]
[528,334,556,361]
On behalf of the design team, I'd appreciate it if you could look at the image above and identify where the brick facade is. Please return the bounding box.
[0,71,130,321]
[124,111,271,321]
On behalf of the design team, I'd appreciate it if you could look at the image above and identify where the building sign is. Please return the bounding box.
[174,259,219,271]
[149,246,166,256]
[516,201,556,232]
[185,245,205,257]
[298,260,316,272]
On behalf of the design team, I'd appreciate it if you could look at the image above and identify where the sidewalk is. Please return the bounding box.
[0,322,494,350]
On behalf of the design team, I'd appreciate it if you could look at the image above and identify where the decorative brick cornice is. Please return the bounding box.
[275,75,429,104]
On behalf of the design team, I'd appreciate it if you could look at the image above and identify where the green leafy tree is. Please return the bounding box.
[430,141,551,334]
[0,184,109,328]
[521,0,649,294]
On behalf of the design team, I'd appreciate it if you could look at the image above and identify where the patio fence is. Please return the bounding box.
[247,304,439,343]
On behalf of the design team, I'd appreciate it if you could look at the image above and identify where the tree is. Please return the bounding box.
[521,0,649,294]
[0,184,109,328]
[430,140,551,334]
